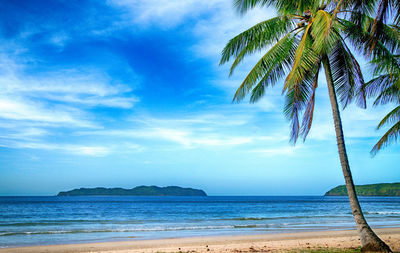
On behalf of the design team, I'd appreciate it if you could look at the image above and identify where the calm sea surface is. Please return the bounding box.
[0,196,399,248]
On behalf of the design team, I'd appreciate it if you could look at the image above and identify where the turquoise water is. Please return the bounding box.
[0,196,399,247]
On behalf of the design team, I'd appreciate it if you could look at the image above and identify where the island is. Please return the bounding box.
[57,185,207,196]
[325,182,400,196]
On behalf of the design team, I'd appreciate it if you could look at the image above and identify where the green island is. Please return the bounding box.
[325,183,400,196]
[57,186,207,196]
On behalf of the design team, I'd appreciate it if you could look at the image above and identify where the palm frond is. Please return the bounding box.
[311,10,341,55]
[365,74,391,98]
[300,61,321,140]
[348,0,376,24]
[220,16,295,73]
[233,0,317,15]
[395,1,400,25]
[284,67,317,144]
[284,52,320,144]
[371,49,400,76]
[374,84,400,105]
[377,105,400,129]
[371,107,400,155]
[326,0,375,25]
[369,0,390,50]
[233,0,273,14]
[329,39,366,108]
[248,56,288,103]
[233,33,298,102]
[339,16,400,57]
[284,23,319,92]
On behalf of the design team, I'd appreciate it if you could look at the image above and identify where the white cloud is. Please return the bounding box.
[0,97,95,127]
[78,127,252,148]
[0,56,138,108]
[48,32,69,48]
[132,113,250,127]
[0,140,111,157]
[74,146,110,157]
[0,127,48,141]
[192,136,252,146]
[0,0,389,160]
[122,143,146,152]
[77,113,288,149]
[41,94,138,109]
[0,54,140,154]
[149,127,253,147]
[107,0,282,113]
[107,0,275,64]
[108,0,227,28]
[250,146,300,156]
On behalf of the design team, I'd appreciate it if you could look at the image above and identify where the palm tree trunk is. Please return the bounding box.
[321,55,392,252]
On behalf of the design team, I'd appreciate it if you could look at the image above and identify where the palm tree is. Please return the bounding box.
[369,0,400,49]
[369,67,400,155]
[339,10,400,154]
[331,0,400,50]
[336,4,400,155]
[220,0,392,251]
[365,26,400,154]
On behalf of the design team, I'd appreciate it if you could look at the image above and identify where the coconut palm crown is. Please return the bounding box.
[220,0,392,251]
[221,0,369,143]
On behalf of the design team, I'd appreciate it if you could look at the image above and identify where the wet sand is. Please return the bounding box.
[1,227,399,253]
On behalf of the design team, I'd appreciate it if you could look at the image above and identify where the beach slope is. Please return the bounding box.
[1,228,399,253]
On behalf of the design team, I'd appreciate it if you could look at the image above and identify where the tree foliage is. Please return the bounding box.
[221,0,366,143]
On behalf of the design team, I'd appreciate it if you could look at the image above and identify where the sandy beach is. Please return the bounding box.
[1,228,399,253]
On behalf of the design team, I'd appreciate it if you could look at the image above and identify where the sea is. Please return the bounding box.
[0,196,399,248]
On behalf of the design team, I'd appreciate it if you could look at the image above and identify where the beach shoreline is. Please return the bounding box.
[1,227,399,253]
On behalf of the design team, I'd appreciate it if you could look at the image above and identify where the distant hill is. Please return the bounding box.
[325,183,400,196]
[57,186,207,196]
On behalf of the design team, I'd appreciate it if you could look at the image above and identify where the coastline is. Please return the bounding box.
[1,227,399,253]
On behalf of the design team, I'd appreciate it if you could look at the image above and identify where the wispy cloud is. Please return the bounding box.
[78,113,256,148]
[0,53,140,154]
[107,0,227,28]
[250,146,300,156]
[0,127,48,142]
[91,128,253,148]
[0,140,111,157]
[0,97,95,127]
[0,55,139,109]
[0,0,383,159]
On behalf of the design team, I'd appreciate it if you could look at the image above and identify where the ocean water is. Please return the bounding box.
[0,196,399,248]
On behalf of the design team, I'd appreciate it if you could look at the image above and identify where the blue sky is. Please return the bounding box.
[0,0,399,196]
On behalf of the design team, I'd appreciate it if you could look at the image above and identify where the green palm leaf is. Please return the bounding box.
[284,23,319,92]
[233,0,317,15]
[300,62,321,140]
[284,67,317,143]
[311,10,341,55]
[372,106,400,155]
[329,38,366,108]
[220,16,296,75]
[340,16,400,57]
[233,32,299,102]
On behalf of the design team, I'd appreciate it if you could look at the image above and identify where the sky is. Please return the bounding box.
[0,0,399,196]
